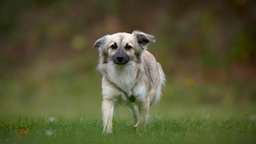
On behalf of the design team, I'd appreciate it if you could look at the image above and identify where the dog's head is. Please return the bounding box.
[94,30,155,65]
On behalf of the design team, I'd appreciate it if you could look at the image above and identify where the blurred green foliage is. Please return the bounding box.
[0,0,255,116]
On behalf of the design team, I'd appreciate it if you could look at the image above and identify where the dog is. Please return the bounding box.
[94,30,165,134]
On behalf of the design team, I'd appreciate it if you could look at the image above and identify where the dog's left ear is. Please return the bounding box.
[94,35,108,48]
[132,30,155,48]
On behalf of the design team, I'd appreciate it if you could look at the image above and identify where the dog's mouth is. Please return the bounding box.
[113,56,130,65]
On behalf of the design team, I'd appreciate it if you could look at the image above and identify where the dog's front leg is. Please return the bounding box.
[130,103,139,129]
[102,99,114,134]
[137,97,150,132]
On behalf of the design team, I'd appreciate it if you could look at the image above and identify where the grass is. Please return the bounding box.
[0,57,256,143]
[1,114,256,144]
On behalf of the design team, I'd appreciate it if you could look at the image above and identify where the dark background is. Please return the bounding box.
[0,0,255,117]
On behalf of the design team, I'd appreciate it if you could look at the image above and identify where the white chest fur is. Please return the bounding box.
[106,62,138,96]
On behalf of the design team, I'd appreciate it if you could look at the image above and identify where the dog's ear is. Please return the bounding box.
[132,30,155,48]
[94,35,108,48]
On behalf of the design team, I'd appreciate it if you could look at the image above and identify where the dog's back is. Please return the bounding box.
[142,50,165,104]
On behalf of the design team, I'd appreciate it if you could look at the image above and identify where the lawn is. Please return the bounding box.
[0,66,256,144]
[1,112,256,144]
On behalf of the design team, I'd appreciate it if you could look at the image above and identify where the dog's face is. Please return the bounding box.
[94,31,155,65]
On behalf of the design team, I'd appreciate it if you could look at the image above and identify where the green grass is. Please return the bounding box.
[1,115,256,144]
[1,57,256,143]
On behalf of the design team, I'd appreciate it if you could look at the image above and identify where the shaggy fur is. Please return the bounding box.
[94,31,165,134]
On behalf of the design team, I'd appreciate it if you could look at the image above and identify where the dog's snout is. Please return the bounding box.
[114,55,128,65]
[113,49,129,65]
[116,56,124,61]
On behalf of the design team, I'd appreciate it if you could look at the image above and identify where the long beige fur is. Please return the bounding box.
[94,31,165,134]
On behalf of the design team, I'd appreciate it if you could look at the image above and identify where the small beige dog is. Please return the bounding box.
[94,30,165,134]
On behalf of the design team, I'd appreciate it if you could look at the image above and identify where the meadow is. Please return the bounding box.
[1,108,256,144]
[1,66,256,144]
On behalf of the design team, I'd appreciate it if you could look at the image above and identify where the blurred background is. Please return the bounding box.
[0,0,255,118]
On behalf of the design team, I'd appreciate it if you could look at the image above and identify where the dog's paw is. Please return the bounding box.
[102,130,113,136]
[135,124,147,134]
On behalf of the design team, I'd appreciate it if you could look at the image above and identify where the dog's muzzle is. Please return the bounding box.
[113,55,129,65]
[113,49,130,65]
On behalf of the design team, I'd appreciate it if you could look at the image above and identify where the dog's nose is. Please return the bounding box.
[116,56,124,61]
[113,54,129,65]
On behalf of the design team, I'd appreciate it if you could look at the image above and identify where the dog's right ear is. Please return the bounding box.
[94,35,108,48]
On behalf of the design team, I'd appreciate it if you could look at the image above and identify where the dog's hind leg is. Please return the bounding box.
[130,103,139,129]
[102,99,114,134]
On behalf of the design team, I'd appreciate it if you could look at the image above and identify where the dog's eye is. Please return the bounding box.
[110,43,118,49]
[124,44,132,50]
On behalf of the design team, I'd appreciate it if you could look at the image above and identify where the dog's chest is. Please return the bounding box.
[106,62,138,95]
